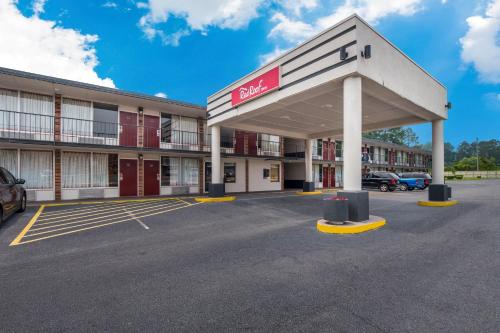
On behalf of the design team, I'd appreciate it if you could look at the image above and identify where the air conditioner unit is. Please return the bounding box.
[78,136,106,145]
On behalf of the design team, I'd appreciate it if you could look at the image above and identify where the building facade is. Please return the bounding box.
[0,67,430,201]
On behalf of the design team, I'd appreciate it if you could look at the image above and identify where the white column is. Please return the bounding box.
[305,139,313,183]
[211,125,222,184]
[432,119,445,184]
[343,76,362,191]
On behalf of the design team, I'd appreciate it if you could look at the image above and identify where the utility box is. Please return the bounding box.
[323,196,349,224]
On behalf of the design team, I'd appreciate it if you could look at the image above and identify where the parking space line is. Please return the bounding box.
[122,208,149,230]
[24,201,189,237]
[12,203,199,246]
[36,200,182,224]
[9,205,46,246]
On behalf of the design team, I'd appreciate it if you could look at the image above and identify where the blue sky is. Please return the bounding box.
[1,0,500,146]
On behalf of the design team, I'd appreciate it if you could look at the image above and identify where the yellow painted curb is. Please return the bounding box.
[194,196,236,203]
[296,191,322,195]
[417,200,458,207]
[317,217,386,234]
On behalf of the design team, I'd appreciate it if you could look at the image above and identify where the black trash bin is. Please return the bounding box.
[323,196,349,225]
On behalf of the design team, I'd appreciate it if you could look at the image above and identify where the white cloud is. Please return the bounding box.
[0,0,114,87]
[138,0,265,45]
[460,0,500,83]
[32,0,47,16]
[258,46,289,65]
[278,0,318,16]
[154,92,168,98]
[268,12,315,43]
[102,1,118,8]
[317,0,424,29]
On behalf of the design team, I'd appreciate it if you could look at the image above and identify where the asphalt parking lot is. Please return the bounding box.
[0,180,499,332]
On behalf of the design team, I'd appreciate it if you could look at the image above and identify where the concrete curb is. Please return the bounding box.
[317,216,386,234]
[194,196,236,203]
[417,200,458,207]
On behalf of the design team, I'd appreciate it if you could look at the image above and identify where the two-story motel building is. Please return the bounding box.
[0,66,431,202]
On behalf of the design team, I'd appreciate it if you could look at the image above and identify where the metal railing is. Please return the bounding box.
[0,109,54,142]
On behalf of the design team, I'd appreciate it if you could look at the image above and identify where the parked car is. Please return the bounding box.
[0,167,26,224]
[362,172,400,192]
[397,174,425,191]
[400,172,432,189]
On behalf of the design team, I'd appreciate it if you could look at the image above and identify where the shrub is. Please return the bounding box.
[455,175,464,180]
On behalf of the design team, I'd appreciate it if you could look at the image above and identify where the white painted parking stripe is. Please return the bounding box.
[122,208,150,230]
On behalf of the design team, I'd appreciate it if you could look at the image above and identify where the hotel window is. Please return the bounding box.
[93,103,118,138]
[224,163,236,183]
[258,134,280,155]
[62,152,91,188]
[182,158,199,185]
[20,150,53,189]
[313,164,322,183]
[161,157,180,186]
[92,153,118,187]
[161,114,198,145]
[316,139,323,157]
[62,98,93,137]
[20,92,54,133]
[270,164,280,182]
[0,149,18,177]
[0,88,18,131]
[336,141,343,158]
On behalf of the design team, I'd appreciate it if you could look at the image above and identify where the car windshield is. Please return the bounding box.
[389,173,400,180]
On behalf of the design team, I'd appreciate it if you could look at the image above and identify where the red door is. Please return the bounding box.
[330,167,335,188]
[329,142,335,161]
[235,131,245,154]
[144,160,160,196]
[322,166,329,188]
[120,112,137,147]
[322,141,329,160]
[248,133,257,155]
[120,159,137,197]
[143,115,160,148]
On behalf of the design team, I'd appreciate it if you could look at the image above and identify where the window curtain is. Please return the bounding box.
[313,165,320,183]
[182,158,199,185]
[203,122,210,147]
[260,134,280,154]
[181,117,198,145]
[20,150,53,189]
[62,98,93,137]
[20,92,54,133]
[0,88,18,131]
[92,153,109,187]
[0,149,18,177]
[169,157,180,185]
[62,152,90,188]
[171,115,181,144]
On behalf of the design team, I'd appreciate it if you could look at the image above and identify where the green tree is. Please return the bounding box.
[363,127,419,147]
[453,156,497,171]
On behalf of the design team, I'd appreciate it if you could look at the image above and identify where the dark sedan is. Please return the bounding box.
[362,172,400,192]
[0,167,26,224]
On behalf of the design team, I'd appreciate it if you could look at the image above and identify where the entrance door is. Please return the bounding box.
[322,166,329,188]
[235,131,245,154]
[204,161,211,193]
[120,112,137,147]
[143,115,160,148]
[329,167,335,188]
[120,159,137,197]
[248,133,257,155]
[144,160,160,196]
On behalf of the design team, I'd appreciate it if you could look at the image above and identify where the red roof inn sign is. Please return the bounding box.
[231,66,280,107]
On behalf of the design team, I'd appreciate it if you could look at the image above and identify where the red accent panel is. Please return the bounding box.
[120,112,137,147]
[330,167,335,188]
[144,160,160,196]
[143,115,160,148]
[120,159,137,197]
[329,142,335,161]
[231,67,280,107]
[248,133,257,156]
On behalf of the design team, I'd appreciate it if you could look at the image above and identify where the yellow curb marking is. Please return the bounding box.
[417,200,458,207]
[10,205,46,246]
[296,191,323,195]
[194,196,236,203]
[317,218,386,234]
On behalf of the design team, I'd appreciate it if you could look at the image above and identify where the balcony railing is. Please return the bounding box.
[0,109,54,142]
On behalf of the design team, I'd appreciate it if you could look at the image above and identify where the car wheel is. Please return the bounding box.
[400,184,408,191]
[17,193,26,213]
[379,184,389,192]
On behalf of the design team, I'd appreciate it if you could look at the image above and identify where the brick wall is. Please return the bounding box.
[54,149,61,201]
[54,94,61,142]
